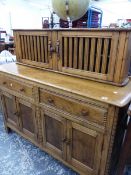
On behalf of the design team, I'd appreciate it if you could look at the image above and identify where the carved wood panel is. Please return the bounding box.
[16,98,37,141]
[1,93,19,129]
[66,121,104,175]
[41,109,67,160]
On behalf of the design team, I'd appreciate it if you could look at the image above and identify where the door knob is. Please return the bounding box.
[48,98,54,104]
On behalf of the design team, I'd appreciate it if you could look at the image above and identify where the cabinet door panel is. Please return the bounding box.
[41,109,66,160]
[20,103,34,133]
[14,31,53,69]
[17,99,37,140]
[1,93,18,128]
[45,115,62,150]
[67,121,103,175]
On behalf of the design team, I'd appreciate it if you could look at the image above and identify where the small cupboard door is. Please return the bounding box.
[57,31,119,82]
[16,98,37,141]
[66,121,104,175]
[41,109,67,160]
[14,30,53,69]
[1,93,19,128]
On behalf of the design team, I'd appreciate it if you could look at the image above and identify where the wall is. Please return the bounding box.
[91,0,131,26]
[0,0,52,35]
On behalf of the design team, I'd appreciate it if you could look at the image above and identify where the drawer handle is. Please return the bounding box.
[81,110,88,116]
[13,112,19,116]
[10,83,13,87]
[20,88,25,92]
[3,81,7,85]
[62,138,71,145]
[48,98,54,104]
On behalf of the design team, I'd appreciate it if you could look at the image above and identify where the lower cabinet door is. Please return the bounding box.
[41,109,67,160]
[1,93,19,128]
[16,98,37,141]
[66,121,104,175]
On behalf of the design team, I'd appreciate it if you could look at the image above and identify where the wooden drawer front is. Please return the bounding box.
[40,89,107,126]
[0,76,33,98]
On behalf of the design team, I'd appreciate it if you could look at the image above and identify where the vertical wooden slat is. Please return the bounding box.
[84,38,89,71]
[24,35,28,59]
[57,32,63,71]
[20,35,25,59]
[44,36,48,63]
[64,37,68,67]
[30,35,34,61]
[69,37,73,68]
[113,32,127,83]
[95,38,102,73]
[40,36,45,63]
[17,32,22,62]
[13,32,18,60]
[18,33,23,62]
[27,35,31,60]
[89,38,96,71]
[52,31,58,70]
[73,37,78,69]
[108,32,119,81]
[33,36,37,62]
[78,38,83,70]
[48,32,53,69]
[37,36,41,62]
[101,39,109,74]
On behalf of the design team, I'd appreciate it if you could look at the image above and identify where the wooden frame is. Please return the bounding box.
[13,29,131,86]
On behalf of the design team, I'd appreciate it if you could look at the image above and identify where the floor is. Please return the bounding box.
[0,111,78,175]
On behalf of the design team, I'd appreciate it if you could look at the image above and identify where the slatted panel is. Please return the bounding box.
[62,36,112,75]
[19,35,49,63]
[69,37,73,68]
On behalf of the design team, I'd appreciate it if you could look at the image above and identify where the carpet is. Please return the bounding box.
[0,112,78,175]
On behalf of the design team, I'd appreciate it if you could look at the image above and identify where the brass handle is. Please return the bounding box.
[3,81,7,85]
[48,40,55,58]
[65,139,71,145]
[48,98,54,104]
[62,138,67,142]
[20,88,25,92]
[81,110,88,116]
[56,40,60,57]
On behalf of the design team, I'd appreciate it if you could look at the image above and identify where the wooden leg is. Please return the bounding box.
[5,125,11,133]
[117,117,131,175]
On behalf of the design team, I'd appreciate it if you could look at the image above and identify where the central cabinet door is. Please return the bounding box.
[16,98,37,141]
[66,121,104,175]
[41,109,67,160]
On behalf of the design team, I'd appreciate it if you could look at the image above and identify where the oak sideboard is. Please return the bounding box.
[0,29,131,175]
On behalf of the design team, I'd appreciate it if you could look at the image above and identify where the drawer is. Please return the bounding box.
[39,89,107,126]
[0,75,33,98]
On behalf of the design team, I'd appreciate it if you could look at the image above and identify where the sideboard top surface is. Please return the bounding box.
[0,62,131,107]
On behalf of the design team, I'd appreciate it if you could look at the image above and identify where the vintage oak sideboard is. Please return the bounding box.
[0,63,131,175]
[0,29,131,175]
